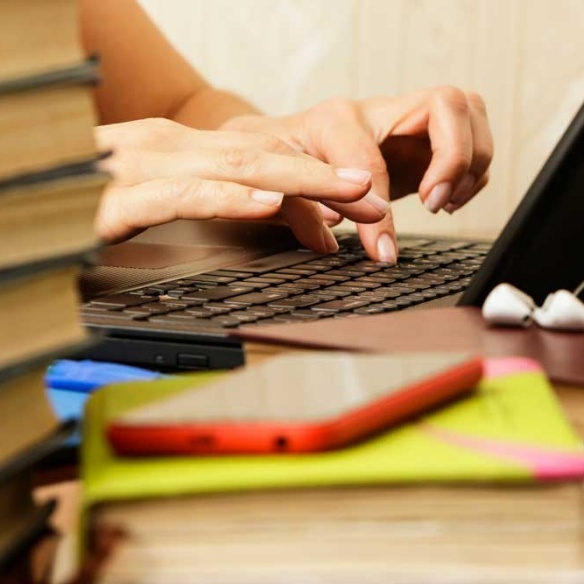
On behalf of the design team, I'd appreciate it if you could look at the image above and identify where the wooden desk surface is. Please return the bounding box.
[35,381,584,583]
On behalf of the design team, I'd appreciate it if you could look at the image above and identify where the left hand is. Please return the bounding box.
[221,86,493,263]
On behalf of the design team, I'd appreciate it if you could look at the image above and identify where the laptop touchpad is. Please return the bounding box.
[98,242,228,269]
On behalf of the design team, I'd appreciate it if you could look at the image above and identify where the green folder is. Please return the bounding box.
[82,358,584,516]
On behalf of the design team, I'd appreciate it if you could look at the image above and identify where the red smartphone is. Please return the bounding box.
[108,351,483,456]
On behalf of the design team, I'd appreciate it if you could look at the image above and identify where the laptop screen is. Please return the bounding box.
[460,102,584,307]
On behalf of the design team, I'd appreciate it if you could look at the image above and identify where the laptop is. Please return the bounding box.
[79,102,584,371]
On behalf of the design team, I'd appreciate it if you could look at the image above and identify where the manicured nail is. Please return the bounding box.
[451,173,476,205]
[335,168,372,186]
[364,191,391,215]
[424,182,452,213]
[322,224,339,253]
[377,233,397,264]
[251,190,284,206]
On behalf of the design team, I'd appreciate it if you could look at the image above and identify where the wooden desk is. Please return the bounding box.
[35,382,584,583]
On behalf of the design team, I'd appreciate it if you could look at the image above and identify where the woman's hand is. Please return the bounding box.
[221,86,494,263]
[95,118,392,252]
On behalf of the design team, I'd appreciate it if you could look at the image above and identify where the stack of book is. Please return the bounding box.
[78,362,584,582]
[0,0,108,579]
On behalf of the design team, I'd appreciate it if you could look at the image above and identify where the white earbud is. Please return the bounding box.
[532,290,584,331]
[482,283,535,327]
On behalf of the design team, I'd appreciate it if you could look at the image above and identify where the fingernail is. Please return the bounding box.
[377,233,397,264]
[424,182,452,213]
[322,224,339,253]
[251,190,284,206]
[451,173,476,205]
[364,191,391,215]
[443,202,457,214]
[335,168,372,186]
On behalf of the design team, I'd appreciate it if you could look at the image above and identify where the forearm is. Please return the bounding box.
[170,86,261,131]
[81,0,261,128]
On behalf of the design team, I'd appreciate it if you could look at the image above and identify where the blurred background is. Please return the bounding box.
[138,0,584,239]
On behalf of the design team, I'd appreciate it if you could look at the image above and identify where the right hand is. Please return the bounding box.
[95,118,390,252]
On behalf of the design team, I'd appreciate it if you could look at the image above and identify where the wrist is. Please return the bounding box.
[218,113,266,132]
[172,89,261,131]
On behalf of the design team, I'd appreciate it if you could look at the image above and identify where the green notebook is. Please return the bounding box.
[82,357,584,514]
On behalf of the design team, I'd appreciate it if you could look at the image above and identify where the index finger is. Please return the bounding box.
[307,114,398,263]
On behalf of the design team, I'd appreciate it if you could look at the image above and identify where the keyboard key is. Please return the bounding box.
[183,307,217,318]
[243,276,288,285]
[123,303,175,316]
[277,267,318,276]
[157,298,200,308]
[91,294,152,309]
[353,305,386,315]
[305,277,338,286]
[354,277,389,287]
[354,275,397,284]
[311,298,371,313]
[210,316,241,327]
[203,302,235,313]
[265,272,301,281]
[415,274,447,285]
[400,293,427,305]
[428,269,459,281]
[351,292,387,302]
[390,297,415,308]
[236,281,271,290]
[310,257,354,267]
[398,279,431,290]
[445,281,465,292]
[276,281,321,292]
[397,252,426,261]
[165,311,199,320]
[189,274,238,284]
[379,301,400,311]
[299,262,334,271]
[167,287,194,298]
[356,289,404,300]
[327,285,367,294]
[269,285,303,295]
[229,311,261,323]
[207,269,254,279]
[272,314,320,323]
[182,286,254,301]
[418,289,440,299]
[268,295,322,309]
[325,269,366,278]
[382,267,423,278]
[140,287,167,296]
[312,273,351,282]
[350,261,384,273]
[430,286,455,297]
[309,290,345,300]
[224,291,290,306]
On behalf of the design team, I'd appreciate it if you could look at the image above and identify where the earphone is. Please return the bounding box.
[482,282,584,331]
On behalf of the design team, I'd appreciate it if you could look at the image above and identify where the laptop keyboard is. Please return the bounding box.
[82,235,490,333]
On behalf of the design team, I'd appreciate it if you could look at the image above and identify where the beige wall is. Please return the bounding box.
[139,0,584,238]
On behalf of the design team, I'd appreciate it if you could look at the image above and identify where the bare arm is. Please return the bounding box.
[80,0,492,262]
[79,0,259,128]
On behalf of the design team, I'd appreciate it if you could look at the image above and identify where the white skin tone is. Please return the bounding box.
[82,0,494,263]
